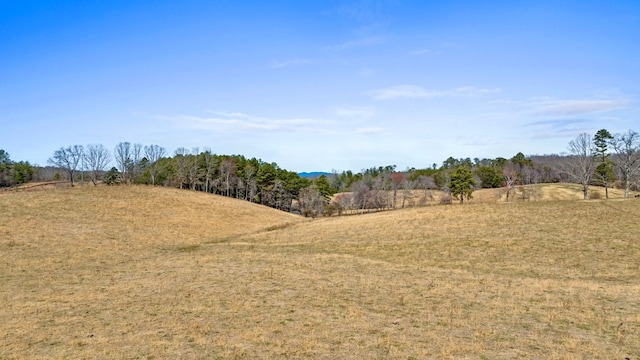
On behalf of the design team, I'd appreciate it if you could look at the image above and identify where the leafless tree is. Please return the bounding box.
[560,133,595,200]
[503,166,519,202]
[84,144,111,185]
[298,185,325,217]
[48,145,84,186]
[131,143,143,181]
[332,193,352,214]
[114,142,132,183]
[243,163,257,201]
[219,157,237,197]
[200,149,218,193]
[174,147,189,189]
[416,175,435,205]
[611,130,640,198]
[389,172,404,209]
[351,180,371,213]
[328,169,343,192]
[371,176,388,210]
[400,178,415,208]
[186,147,202,190]
[144,144,166,185]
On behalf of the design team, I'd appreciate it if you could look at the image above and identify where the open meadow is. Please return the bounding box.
[1,185,639,359]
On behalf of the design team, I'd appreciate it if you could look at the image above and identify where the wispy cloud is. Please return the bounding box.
[269,58,317,69]
[525,118,592,139]
[407,49,440,56]
[325,36,387,51]
[354,126,384,134]
[335,106,375,118]
[526,119,588,127]
[533,99,627,116]
[371,85,500,100]
[161,111,326,132]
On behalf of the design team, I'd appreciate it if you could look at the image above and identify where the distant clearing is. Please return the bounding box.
[1,185,639,358]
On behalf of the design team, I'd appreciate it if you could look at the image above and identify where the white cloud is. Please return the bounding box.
[162,111,326,132]
[325,36,387,51]
[407,49,440,56]
[525,118,595,139]
[335,106,375,118]
[371,85,500,100]
[269,58,316,69]
[354,127,384,134]
[533,99,627,116]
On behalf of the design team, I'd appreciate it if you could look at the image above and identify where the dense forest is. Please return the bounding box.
[2,129,639,217]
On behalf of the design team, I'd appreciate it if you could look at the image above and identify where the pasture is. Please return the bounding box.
[1,185,639,358]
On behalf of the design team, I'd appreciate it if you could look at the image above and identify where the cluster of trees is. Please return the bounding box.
[3,127,639,215]
[0,150,34,187]
[313,128,640,212]
[47,142,313,212]
[560,129,640,199]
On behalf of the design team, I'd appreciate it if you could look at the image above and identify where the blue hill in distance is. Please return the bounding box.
[298,172,330,179]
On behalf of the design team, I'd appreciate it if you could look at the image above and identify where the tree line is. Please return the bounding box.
[42,142,311,212]
[2,128,639,215]
[0,150,35,187]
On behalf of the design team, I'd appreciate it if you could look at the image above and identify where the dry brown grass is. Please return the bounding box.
[398,183,636,206]
[1,185,639,358]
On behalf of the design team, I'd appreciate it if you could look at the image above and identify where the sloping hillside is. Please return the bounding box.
[1,185,639,358]
[396,183,636,206]
[1,185,301,248]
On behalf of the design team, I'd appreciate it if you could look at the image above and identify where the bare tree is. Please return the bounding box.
[143,144,166,186]
[416,175,435,205]
[200,149,218,193]
[400,177,415,208]
[186,147,201,190]
[114,142,132,183]
[611,130,640,198]
[84,144,111,185]
[219,157,237,197]
[243,163,257,201]
[502,166,519,202]
[351,179,371,213]
[561,133,595,200]
[332,193,352,214]
[389,172,404,209]
[48,145,84,186]
[174,147,189,189]
[131,143,143,182]
[298,184,325,217]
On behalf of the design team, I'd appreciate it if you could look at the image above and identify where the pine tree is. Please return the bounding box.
[449,166,475,204]
[593,129,614,198]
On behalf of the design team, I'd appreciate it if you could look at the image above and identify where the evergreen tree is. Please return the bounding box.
[12,161,34,185]
[0,149,12,187]
[449,166,475,204]
[593,129,614,198]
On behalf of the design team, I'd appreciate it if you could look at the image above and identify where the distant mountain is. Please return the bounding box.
[298,171,330,179]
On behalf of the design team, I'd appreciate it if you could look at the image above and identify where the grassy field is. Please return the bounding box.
[1,185,639,359]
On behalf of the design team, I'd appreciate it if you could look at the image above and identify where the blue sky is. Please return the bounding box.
[1,0,639,172]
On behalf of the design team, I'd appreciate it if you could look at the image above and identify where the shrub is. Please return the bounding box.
[589,191,602,199]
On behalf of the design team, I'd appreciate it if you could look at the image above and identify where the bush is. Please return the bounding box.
[439,193,452,205]
[323,203,338,217]
[103,167,120,185]
[589,191,602,199]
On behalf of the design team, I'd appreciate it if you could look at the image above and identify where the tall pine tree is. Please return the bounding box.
[593,129,614,199]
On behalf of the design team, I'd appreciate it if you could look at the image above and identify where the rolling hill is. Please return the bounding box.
[1,185,639,358]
